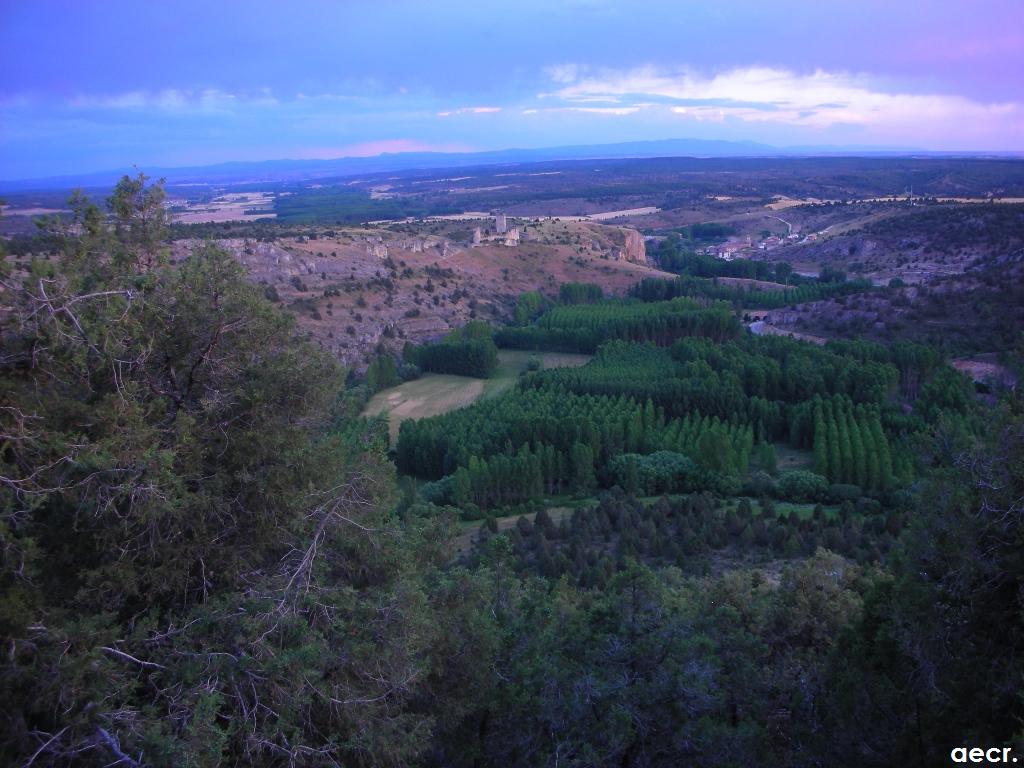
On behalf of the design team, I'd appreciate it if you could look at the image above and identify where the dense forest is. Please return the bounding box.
[630,274,874,309]
[1,177,1022,767]
[495,297,739,352]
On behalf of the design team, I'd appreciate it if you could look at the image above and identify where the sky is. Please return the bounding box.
[1,0,1023,179]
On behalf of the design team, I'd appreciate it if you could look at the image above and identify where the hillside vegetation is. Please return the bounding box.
[2,176,1022,768]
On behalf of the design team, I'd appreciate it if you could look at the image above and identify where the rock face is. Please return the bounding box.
[621,228,647,265]
[609,229,647,264]
[393,238,425,253]
[367,241,389,259]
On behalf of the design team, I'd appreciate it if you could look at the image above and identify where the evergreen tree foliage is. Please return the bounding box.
[0,178,455,767]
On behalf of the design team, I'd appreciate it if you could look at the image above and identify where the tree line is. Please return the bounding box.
[472,489,903,583]
[630,274,874,308]
[402,320,499,377]
[495,298,740,352]
[396,387,752,485]
[788,395,898,490]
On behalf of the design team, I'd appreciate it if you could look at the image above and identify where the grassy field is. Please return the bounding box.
[482,350,591,398]
[363,375,486,442]
[364,350,591,442]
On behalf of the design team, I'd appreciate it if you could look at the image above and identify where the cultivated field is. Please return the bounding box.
[171,192,277,223]
[364,350,591,442]
[364,374,486,442]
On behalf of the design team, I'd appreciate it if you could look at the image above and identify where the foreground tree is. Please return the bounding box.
[823,405,1024,765]
[0,177,452,766]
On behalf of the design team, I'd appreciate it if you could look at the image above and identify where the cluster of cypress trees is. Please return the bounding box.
[827,338,943,399]
[403,320,499,377]
[399,294,966,515]
[672,335,900,405]
[521,340,785,434]
[804,395,894,490]
[630,275,874,308]
[410,338,498,377]
[495,297,739,352]
[558,281,604,304]
[440,442,596,510]
[396,389,657,479]
[425,414,755,513]
[397,387,752,485]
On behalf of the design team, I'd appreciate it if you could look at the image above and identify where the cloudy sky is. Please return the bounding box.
[2,0,1022,178]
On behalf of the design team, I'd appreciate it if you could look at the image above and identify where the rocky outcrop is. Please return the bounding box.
[607,227,648,265]
[392,238,426,253]
[621,228,647,265]
[176,238,313,279]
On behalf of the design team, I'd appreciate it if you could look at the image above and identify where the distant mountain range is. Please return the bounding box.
[2,137,1020,192]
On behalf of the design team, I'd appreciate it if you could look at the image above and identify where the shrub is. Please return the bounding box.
[399,363,421,381]
[777,470,829,502]
[607,451,706,495]
[744,470,778,498]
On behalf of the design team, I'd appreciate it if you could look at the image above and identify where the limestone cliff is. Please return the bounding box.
[609,227,648,265]
[622,228,647,265]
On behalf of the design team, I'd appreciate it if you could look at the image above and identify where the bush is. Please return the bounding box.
[856,496,883,516]
[607,451,707,495]
[420,476,453,505]
[777,470,829,502]
[744,470,778,497]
